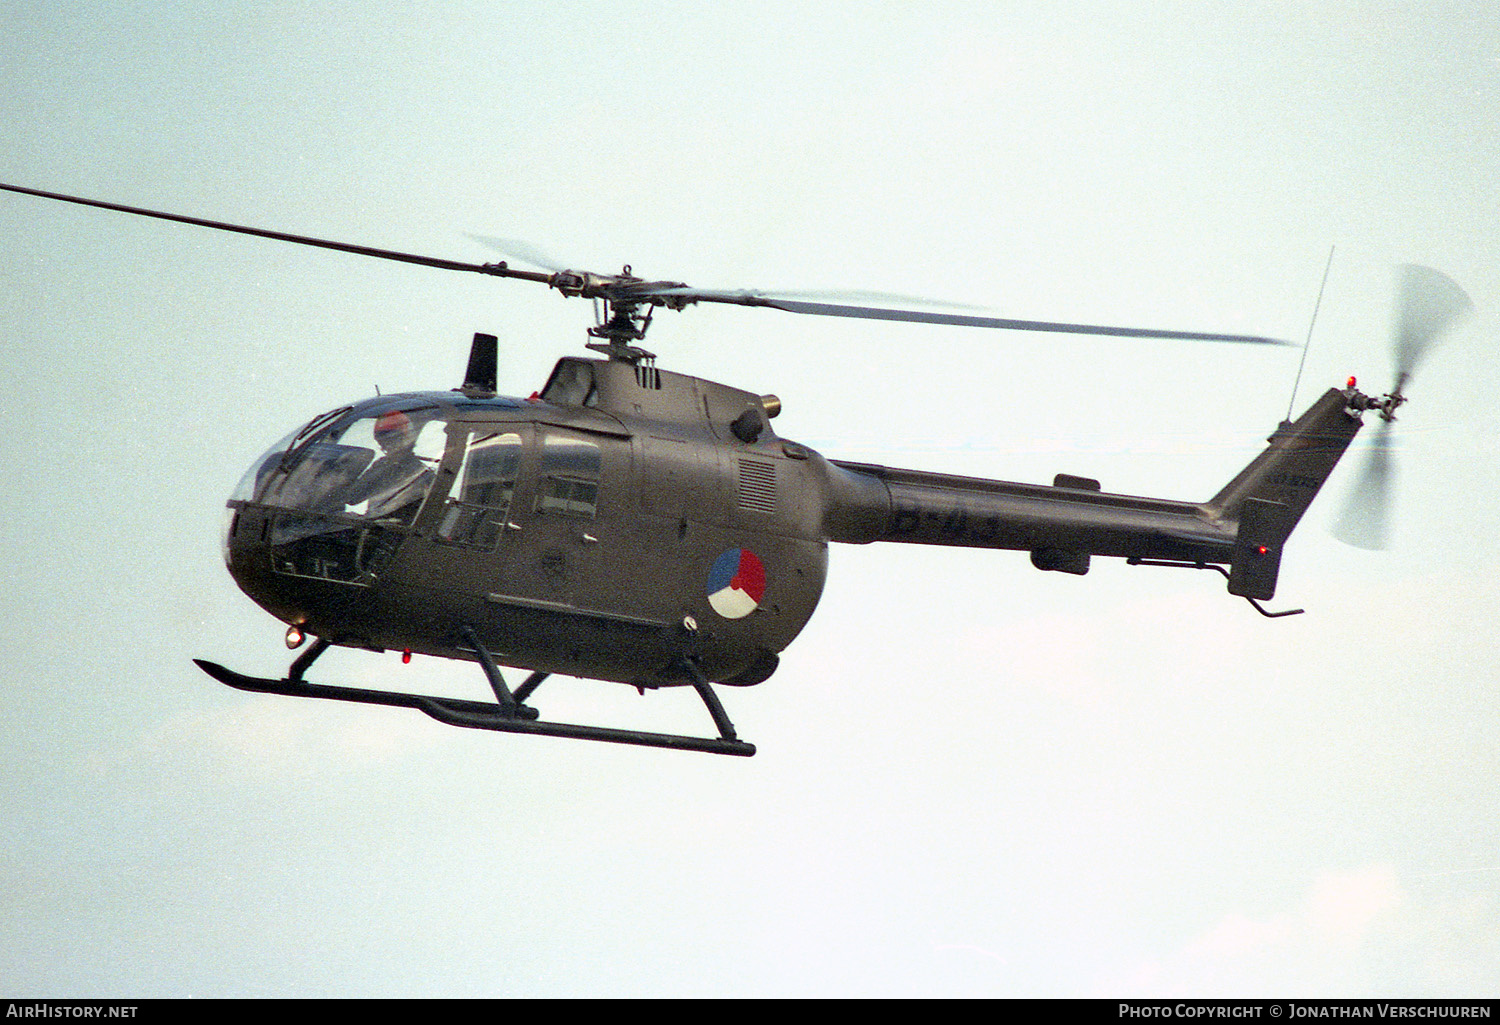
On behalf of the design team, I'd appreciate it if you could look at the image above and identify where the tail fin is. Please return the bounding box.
[1207,387,1363,598]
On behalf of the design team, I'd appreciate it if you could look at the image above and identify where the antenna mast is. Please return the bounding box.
[1286,245,1336,423]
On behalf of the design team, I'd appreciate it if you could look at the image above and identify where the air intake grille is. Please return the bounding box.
[738,458,777,514]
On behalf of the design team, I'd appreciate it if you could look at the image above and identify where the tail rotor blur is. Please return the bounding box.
[1332,265,1473,550]
[1332,417,1398,550]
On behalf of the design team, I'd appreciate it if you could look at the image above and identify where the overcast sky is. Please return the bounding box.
[2,1,1497,997]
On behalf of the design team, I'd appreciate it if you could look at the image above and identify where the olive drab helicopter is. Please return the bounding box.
[1,182,1475,756]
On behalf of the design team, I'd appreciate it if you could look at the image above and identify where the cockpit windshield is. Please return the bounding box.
[240,408,445,523]
[228,405,446,585]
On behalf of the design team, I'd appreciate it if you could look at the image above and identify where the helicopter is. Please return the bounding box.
[0,182,1475,756]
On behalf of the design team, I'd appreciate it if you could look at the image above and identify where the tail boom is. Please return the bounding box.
[821,385,1365,602]
[827,462,1233,563]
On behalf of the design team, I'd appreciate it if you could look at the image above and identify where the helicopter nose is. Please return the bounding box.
[221,504,237,568]
[221,498,265,587]
[219,499,320,631]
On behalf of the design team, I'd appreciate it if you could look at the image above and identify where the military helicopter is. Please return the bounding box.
[1,182,1474,756]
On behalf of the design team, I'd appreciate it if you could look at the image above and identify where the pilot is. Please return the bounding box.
[344,410,435,522]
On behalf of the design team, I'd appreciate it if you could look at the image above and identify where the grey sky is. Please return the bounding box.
[1,1,1497,996]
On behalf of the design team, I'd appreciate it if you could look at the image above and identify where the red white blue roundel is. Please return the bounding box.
[707,548,765,619]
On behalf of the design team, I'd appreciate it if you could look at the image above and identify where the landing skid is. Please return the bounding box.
[194,632,756,757]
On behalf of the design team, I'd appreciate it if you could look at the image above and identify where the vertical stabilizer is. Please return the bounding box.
[1208,387,1363,598]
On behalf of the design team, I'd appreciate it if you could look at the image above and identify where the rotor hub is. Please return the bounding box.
[1346,388,1408,422]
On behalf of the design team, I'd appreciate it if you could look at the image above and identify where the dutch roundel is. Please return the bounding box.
[706,548,766,620]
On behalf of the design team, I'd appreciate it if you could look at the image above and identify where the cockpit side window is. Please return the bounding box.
[536,432,601,518]
[436,430,523,549]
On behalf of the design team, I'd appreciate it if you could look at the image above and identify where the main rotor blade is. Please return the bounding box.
[466,233,571,273]
[2,181,1292,346]
[0,182,552,284]
[648,287,1292,344]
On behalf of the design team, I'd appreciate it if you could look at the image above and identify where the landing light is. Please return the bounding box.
[285,625,306,649]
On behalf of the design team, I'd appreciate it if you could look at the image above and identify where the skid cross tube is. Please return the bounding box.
[513,670,549,705]
[679,659,741,742]
[460,624,522,714]
[289,636,332,681]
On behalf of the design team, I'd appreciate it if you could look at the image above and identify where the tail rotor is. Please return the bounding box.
[1332,264,1473,549]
